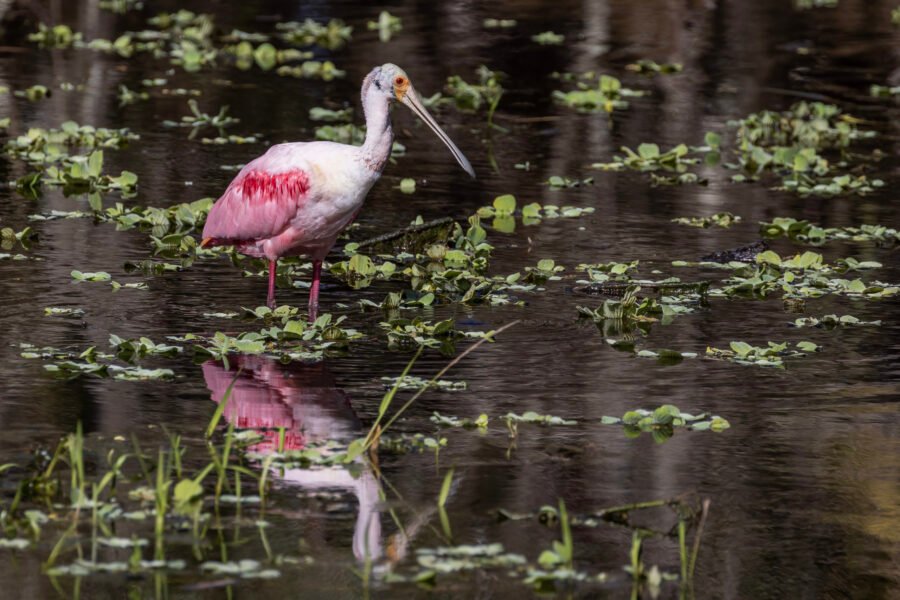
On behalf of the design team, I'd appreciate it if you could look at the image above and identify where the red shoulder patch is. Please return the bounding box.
[238,169,310,200]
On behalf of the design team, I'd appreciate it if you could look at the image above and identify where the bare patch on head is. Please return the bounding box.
[393,75,409,101]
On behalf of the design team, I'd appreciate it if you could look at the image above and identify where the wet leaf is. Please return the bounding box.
[531,31,564,45]
[367,11,402,42]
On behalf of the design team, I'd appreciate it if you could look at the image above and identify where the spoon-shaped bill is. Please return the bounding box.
[401,87,475,179]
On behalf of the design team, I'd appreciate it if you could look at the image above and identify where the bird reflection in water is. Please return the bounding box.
[202,354,383,562]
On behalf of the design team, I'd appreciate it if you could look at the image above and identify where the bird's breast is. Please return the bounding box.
[291,158,378,243]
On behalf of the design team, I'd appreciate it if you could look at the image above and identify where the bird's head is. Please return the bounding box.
[367,63,475,178]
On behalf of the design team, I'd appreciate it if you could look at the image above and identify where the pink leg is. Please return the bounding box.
[308,260,322,322]
[267,260,277,309]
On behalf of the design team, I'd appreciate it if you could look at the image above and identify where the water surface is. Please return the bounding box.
[0,0,899,598]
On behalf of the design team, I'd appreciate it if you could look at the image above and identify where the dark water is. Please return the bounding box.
[1,0,899,598]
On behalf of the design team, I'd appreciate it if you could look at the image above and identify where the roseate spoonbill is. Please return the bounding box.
[201,63,475,318]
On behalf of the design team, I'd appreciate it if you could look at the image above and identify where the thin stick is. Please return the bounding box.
[688,498,711,580]
[378,320,520,437]
[206,370,240,439]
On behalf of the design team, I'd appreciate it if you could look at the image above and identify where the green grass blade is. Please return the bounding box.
[206,369,240,439]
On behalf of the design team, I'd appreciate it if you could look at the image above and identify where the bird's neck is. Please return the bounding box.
[358,88,393,174]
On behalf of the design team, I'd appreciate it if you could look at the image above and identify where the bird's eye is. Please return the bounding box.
[395,76,406,85]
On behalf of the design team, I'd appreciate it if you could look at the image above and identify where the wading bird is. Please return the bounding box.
[201,63,474,319]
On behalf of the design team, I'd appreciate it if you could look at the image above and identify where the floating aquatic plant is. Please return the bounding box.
[98,0,143,13]
[671,212,741,228]
[870,84,900,97]
[28,24,82,48]
[108,335,183,362]
[223,41,310,71]
[430,412,488,428]
[0,225,36,250]
[444,66,504,127]
[191,313,363,363]
[41,150,138,195]
[545,175,594,189]
[380,317,488,351]
[45,363,174,380]
[44,307,85,318]
[117,85,149,106]
[483,18,517,29]
[626,60,683,75]
[522,259,564,284]
[633,348,698,364]
[475,195,594,232]
[775,172,884,197]
[309,106,353,122]
[384,377,467,392]
[276,60,345,80]
[706,340,818,367]
[577,285,694,323]
[591,143,699,172]
[601,405,730,438]
[5,121,139,164]
[162,99,239,137]
[502,412,576,427]
[791,314,881,328]
[14,85,51,102]
[795,0,837,8]
[552,75,645,114]
[531,31,564,45]
[367,11,402,42]
[329,252,397,289]
[724,102,883,195]
[730,102,870,150]
[276,18,352,50]
[760,217,900,246]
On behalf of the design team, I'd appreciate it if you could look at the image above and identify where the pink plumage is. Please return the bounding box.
[203,165,311,250]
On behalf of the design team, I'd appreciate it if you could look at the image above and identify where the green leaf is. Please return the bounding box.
[173,479,203,515]
[622,411,642,425]
[283,320,306,336]
[522,202,542,218]
[638,143,659,159]
[113,171,138,187]
[438,468,454,509]
[796,341,818,353]
[847,279,866,293]
[729,341,753,357]
[253,43,277,70]
[493,194,516,214]
[344,437,367,462]
[756,250,782,266]
[88,150,104,178]
[652,404,681,424]
[348,253,376,275]
[538,549,560,569]
[232,339,265,354]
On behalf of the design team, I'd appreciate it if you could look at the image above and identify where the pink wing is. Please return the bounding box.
[202,161,311,245]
